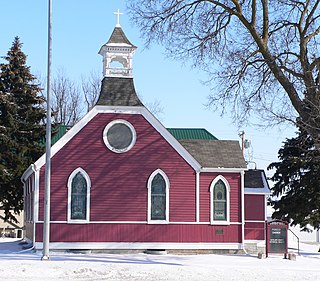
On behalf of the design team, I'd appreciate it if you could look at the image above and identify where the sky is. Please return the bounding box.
[0,238,320,280]
[0,0,297,180]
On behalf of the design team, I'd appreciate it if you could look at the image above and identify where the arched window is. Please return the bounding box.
[147,169,170,223]
[210,176,230,225]
[67,168,91,223]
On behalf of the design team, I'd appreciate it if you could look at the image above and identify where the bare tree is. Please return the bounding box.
[81,70,102,112]
[145,99,164,120]
[128,1,320,145]
[52,69,84,126]
[138,92,165,120]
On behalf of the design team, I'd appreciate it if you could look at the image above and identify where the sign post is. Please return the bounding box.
[266,220,288,258]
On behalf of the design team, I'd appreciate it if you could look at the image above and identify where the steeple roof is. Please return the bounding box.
[96,77,143,107]
[105,27,137,47]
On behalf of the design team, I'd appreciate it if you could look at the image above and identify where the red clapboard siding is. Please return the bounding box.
[244,194,265,221]
[38,113,196,223]
[199,172,242,223]
[35,223,242,243]
[244,222,265,240]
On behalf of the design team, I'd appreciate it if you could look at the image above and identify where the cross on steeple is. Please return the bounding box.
[114,9,123,27]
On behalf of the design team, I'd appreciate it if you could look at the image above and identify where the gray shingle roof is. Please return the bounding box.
[96,77,143,106]
[179,139,246,169]
[106,27,136,47]
[244,169,269,188]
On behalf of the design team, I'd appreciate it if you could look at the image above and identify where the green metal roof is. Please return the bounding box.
[51,125,71,145]
[41,124,71,146]
[167,128,218,140]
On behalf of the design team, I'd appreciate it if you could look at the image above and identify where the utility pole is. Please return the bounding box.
[42,0,52,261]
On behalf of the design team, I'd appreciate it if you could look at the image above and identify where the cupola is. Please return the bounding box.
[98,9,137,78]
[95,10,143,107]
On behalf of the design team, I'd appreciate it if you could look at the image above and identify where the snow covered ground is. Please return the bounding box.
[0,238,319,281]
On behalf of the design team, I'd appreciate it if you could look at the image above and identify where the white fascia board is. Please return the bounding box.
[105,43,133,47]
[201,167,247,173]
[244,187,271,195]
[139,107,201,171]
[105,75,133,79]
[34,106,101,170]
[34,242,242,250]
[33,106,201,172]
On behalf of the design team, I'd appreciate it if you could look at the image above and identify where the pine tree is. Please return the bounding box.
[0,37,46,222]
[268,129,320,230]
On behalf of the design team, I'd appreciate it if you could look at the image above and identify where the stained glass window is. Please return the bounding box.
[107,123,133,150]
[103,120,136,153]
[71,172,87,220]
[151,173,166,220]
[213,180,227,221]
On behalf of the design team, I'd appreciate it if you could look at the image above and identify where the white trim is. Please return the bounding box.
[103,119,136,153]
[34,242,243,250]
[32,106,201,172]
[245,220,266,223]
[34,107,101,170]
[210,175,230,225]
[67,167,91,223]
[147,169,170,224]
[196,171,200,222]
[35,220,242,225]
[241,170,245,246]
[34,169,40,222]
[201,167,247,173]
[105,43,133,47]
[265,195,268,221]
[244,188,270,194]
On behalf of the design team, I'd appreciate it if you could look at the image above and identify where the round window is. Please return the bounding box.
[103,120,136,153]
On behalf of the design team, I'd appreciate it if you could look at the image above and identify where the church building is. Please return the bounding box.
[21,16,269,253]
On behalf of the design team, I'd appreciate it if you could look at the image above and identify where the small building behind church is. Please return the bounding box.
[21,18,269,253]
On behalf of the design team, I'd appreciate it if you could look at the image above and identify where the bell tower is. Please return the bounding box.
[96,10,143,107]
[98,9,137,78]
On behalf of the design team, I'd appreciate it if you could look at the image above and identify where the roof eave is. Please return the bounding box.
[244,187,271,194]
[201,167,248,173]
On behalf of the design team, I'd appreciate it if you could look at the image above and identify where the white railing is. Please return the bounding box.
[106,68,132,77]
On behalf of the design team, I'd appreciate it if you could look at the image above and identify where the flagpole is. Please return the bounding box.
[42,0,52,261]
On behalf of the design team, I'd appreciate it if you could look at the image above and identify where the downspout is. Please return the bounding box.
[265,194,268,248]
[33,166,40,249]
[240,170,247,253]
[196,170,200,222]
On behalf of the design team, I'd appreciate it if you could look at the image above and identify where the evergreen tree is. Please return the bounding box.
[268,128,320,230]
[0,37,46,222]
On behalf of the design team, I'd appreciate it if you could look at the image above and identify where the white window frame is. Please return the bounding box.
[67,167,91,223]
[147,169,170,224]
[103,119,136,153]
[210,175,230,225]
